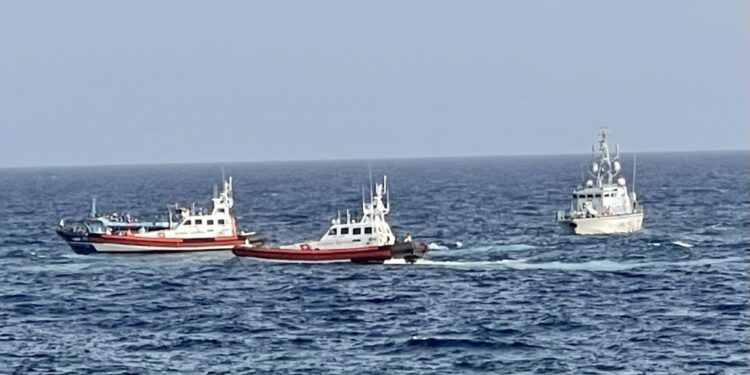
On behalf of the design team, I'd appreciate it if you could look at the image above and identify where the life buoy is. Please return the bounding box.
[158,232,166,238]
[300,243,311,251]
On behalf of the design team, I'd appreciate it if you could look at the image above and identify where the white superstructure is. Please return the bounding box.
[100,177,238,240]
[68,177,256,254]
[281,176,396,250]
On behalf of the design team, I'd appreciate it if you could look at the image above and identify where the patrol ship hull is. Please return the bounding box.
[232,242,428,264]
[558,212,643,235]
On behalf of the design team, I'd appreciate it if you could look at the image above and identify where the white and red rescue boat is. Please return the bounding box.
[233,176,428,263]
[58,177,265,254]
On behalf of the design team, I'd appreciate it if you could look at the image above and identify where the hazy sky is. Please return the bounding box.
[1,1,747,167]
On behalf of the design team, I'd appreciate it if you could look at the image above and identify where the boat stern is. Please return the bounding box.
[388,241,429,263]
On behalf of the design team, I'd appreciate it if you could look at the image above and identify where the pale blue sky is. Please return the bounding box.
[1,1,747,167]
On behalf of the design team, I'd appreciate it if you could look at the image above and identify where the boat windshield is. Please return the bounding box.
[85,221,107,234]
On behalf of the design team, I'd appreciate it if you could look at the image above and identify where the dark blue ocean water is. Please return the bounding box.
[0,152,748,374]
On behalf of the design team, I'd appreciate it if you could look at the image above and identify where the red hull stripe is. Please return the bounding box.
[90,235,244,248]
[232,246,392,261]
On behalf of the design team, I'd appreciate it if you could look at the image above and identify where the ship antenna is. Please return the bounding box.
[632,154,637,193]
[385,176,389,211]
[368,163,373,201]
[221,166,226,182]
[580,164,585,183]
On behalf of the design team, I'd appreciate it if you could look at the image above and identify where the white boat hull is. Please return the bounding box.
[89,242,234,253]
[558,213,643,235]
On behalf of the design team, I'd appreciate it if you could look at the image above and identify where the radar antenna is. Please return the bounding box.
[368,163,373,202]
[632,154,637,193]
[385,176,390,211]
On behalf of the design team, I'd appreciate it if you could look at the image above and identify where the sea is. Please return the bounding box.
[0,151,747,374]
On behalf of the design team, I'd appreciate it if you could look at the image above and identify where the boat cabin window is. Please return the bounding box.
[586,194,593,198]
[195,219,203,225]
[207,220,214,225]
[218,208,226,213]
[594,194,601,198]
[218,219,225,225]
[340,227,349,235]
[364,227,372,234]
[328,228,337,235]
[353,228,361,235]
[183,220,191,226]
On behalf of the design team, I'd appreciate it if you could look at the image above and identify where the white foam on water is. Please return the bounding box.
[494,244,536,251]
[18,262,93,273]
[384,259,408,265]
[449,244,535,253]
[427,243,449,251]
[385,258,528,267]
[503,259,638,272]
[392,256,745,272]
[671,241,694,249]
[424,241,464,251]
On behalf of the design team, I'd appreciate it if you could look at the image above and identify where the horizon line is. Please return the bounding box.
[1,148,747,170]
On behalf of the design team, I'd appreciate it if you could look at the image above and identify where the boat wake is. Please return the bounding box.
[384,258,526,267]
[488,243,535,252]
[386,256,745,272]
[427,241,464,251]
[427,242,534,252]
